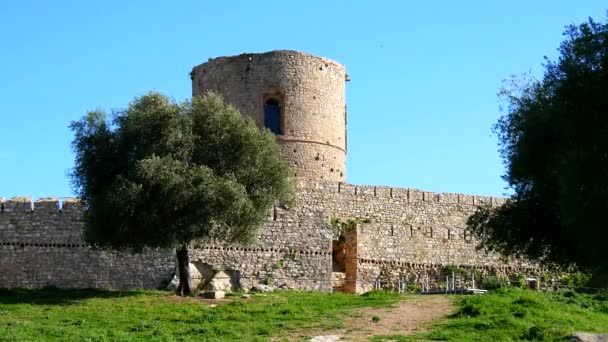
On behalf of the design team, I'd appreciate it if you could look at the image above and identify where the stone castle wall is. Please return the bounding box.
[0,181,537,292]
[0,197,175,289]
[293,180,538,292]
[192,50,347,181]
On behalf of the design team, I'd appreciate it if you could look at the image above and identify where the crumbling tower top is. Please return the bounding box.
[191,50,347,181]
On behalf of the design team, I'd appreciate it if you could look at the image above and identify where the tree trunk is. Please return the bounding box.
[175,243,192,296]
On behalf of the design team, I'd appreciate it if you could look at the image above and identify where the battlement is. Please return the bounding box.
[0,197,82,213]
[296,180,507,207]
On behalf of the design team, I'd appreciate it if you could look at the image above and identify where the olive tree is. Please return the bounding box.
[467,16,608,282]
[70,92,294,295]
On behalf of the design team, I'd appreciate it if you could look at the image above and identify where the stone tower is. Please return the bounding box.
[191,50,347,181]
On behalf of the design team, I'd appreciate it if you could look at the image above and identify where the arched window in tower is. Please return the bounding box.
[264,98,283,135]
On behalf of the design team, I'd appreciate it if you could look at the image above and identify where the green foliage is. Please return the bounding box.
[524,323,568,341]
[440,265,467,277]
[516,272,527,289]
[406,283,422,293]
[480,275,510,290]
[330,216,370,242]
[376,288,608,341]
[0,288,402,341]
[70,92,294,250]
[467,16,608,280]
[560,272,592,287]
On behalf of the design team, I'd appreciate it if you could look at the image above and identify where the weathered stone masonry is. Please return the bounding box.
[0,197,175,289]
[0,50,539,291]
[0,182,536,292]
[192,50,347,182]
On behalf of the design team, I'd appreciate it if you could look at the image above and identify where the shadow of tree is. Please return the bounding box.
[0,286,148,305]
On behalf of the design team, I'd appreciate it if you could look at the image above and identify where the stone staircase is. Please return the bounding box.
[332,272,346,293]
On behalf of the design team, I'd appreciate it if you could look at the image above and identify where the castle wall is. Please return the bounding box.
[0,196,334,291]
[192,50,347,181]
[0,181,536,292]
[0,197,175,289]
[188,180,539,292]
[189,206,334,291]
[293,180,538,292]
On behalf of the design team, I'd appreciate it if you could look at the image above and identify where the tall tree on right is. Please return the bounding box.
[467,16,608,281]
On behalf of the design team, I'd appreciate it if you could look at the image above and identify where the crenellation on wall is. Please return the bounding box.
[357,185,376,197]
[391,187,408,200]
[3,197,33,212]
[474,195,492,206]
[339,183,357,195]
[0,182,528,292]
[375,186,392,198]
[458,194,475,205]
[34,197,60,212]
[60,198,82,212]
[409,189,424,202]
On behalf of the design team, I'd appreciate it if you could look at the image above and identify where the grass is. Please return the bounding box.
[0,287,402,341]
[374,288,608,341]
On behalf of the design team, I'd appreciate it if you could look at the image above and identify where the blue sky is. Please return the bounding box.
[0,1,605,199]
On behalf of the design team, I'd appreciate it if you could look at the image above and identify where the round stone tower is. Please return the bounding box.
[191,50,347,181]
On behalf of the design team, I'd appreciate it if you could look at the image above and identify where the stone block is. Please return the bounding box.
[459,194,474,205]
[203,271,232,292]
[34,197,59,212]
[375,186,392,198]
[61,198,83,213]
[339,183,356,195]
[357,185,375,197]
[409,189,423,202]
[423,192,440,202]
[3,197,32,212]
[201,291,225,299]
[442,193,459,204]
[391,187,408,200]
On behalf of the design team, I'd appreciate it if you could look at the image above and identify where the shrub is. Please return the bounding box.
[559,272,591,287]
[455,304,482,318]
[481,276,509,290]
[516,273,526,289]
[524,324,567,341]
[406,283,422,293]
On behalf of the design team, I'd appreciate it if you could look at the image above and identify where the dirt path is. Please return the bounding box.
[293,295,454,341]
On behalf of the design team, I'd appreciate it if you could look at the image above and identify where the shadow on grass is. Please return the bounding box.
[0,286,146,305]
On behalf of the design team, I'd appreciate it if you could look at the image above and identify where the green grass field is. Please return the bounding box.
[0,287,401,341]
[1,287,607,341]
[375,288,608,341]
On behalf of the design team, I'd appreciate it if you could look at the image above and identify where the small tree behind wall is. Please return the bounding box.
[70,92,294,296]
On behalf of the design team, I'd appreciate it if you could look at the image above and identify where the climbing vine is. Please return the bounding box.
[330,216,370,242]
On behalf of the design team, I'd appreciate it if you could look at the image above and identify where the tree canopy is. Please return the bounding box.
[70,92,294,295]
[467,16,608,280]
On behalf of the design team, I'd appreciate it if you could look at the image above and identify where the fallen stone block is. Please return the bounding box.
[201,291,225,299]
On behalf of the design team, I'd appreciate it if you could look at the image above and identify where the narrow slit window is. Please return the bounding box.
[264,98,282,134]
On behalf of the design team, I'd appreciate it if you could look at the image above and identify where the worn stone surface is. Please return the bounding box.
[0,199,175,290]
[570,332,608,342]
[0,181,537,292]
[203,271,232,292]
[201,291,225,299]
[192,50,347,182]
[251,284,274,293]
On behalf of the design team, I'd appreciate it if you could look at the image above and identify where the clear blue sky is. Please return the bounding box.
[1,1,605,199]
